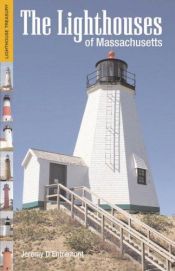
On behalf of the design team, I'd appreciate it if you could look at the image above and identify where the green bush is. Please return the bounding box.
[65,228,99,254]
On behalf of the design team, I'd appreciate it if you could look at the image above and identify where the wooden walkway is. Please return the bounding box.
[44,184,175,271]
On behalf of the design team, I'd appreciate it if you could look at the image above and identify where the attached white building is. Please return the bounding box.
[22,149,88,209]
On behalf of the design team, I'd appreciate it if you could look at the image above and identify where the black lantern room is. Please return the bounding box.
[87,51,135,90]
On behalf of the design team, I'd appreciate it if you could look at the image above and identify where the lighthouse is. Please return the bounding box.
[74,52,159,213]
[4,217,11,236]
[1,67,13,91]
[4,155,12,181]
[2,247,12,271]
[0,217,11,237]
[2,96,12,122]
[0,126,13,150]
[3,126,13,148]
[0,155,12,181]
[3,184,10,209]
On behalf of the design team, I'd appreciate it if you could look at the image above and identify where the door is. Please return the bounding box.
[49,163,67,200]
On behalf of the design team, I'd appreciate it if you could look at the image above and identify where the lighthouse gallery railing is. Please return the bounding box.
[86,68,136,89]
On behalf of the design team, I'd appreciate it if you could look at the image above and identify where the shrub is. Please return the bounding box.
[141,214,173,232]
[65,227,99,254]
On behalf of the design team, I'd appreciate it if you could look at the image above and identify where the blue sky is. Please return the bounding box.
[14,0,175,215]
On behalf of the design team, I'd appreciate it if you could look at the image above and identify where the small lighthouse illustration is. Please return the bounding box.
[3,184,10,209]
[0,217,11,237]
[4,155,12,181]
[1,67,13,92]
[4,217,11,236]
[3,126,13,148]
[2,96,12,122]
[2,247,12,271]
[74,52,159,213]
[0,155,12,181]
[0,126,13,150]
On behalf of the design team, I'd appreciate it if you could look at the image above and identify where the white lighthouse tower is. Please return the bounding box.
[3,126,13,148]
[74,52,159,213]
[1,67,13,91]
[0,126,13,150]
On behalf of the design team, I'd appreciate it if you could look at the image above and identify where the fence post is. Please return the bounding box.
[111,208,115,227]
[147,230,150,255]
[71,194,74,219]
[141,242,145,271]
[44,186,48,210]
[82,188,85,198]
[169,244,172,254]
[166,259,170,271]
[85,203,87,228]
[120,227,124,255]
[128,218,131,242]
[101,214,104,240]
[97,199,100,219]
[82,188,85,209]
[57,185,60,210]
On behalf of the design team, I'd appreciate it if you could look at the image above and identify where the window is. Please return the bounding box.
[137,168,146,185]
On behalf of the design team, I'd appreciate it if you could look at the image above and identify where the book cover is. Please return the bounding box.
[0,1,175,270]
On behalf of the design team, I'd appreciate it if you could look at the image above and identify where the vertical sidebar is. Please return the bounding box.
[0,1,13,271]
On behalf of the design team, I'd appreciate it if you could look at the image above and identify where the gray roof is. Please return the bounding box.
[30,148,86,167]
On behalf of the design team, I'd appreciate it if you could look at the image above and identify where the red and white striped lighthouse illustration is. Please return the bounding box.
[2,247,12,271]
[1,67,13,92]
[2,96,12,122]
[3,184,10,209]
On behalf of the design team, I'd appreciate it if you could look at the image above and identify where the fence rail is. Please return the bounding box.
[44,184,175,271]
[74,186,175,254]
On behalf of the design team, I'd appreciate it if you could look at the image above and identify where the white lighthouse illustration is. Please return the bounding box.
[1,67,13,92]
[0,126,13,151]
[0,217,12,237]
[74,51,159,213]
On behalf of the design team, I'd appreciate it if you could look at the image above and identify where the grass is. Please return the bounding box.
[140,214,174,232]
[14,209,141,271]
